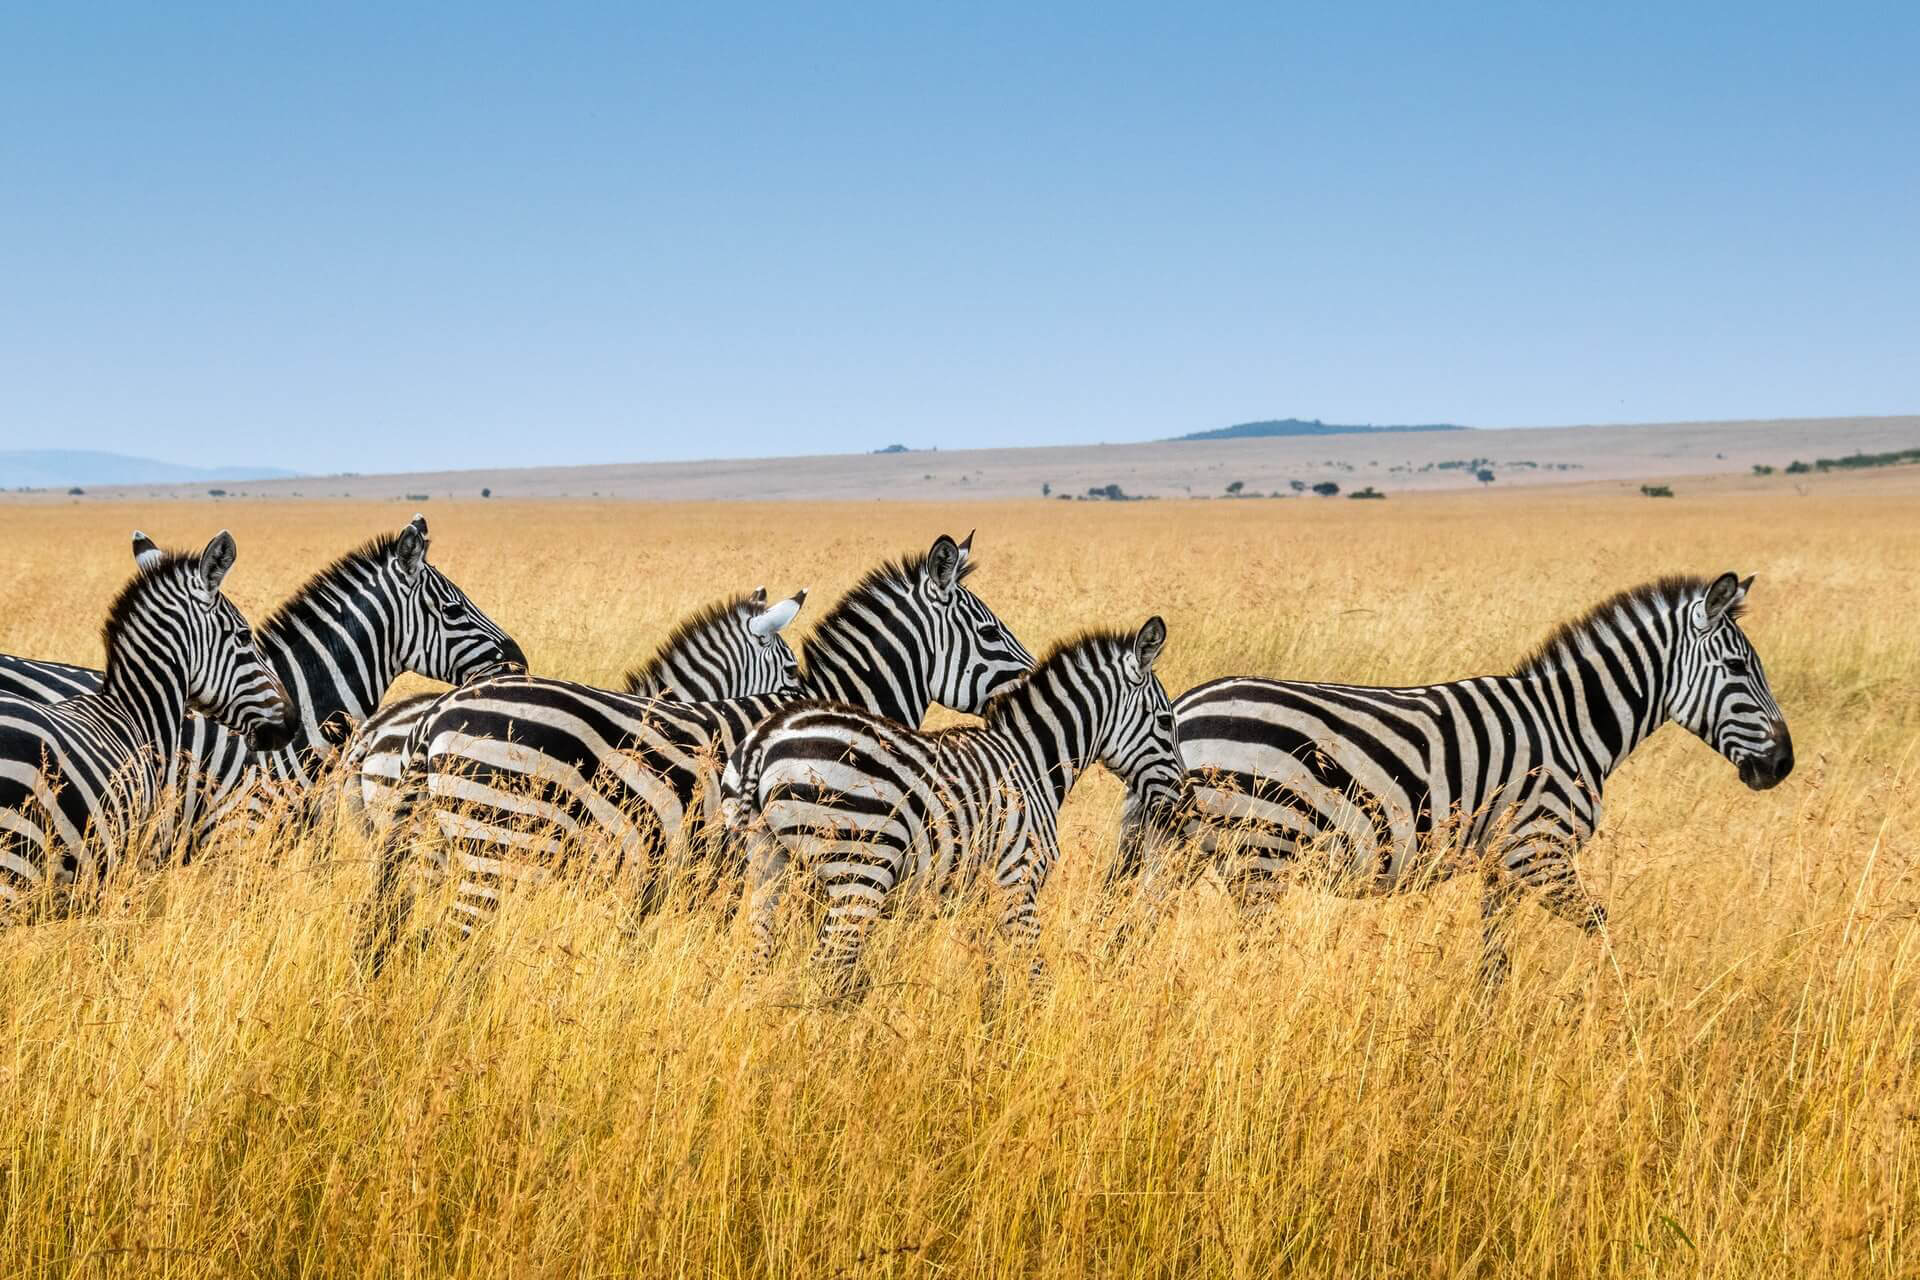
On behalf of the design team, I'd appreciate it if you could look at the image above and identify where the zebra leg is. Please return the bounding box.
[742,827,791,975]
[995,872,1048,990]
[354,760,429,979]
[815,881,878,1000]
[1477,867,1522,992]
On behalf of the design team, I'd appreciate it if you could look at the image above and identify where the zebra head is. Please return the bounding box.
[623,586,808,699]
[1670,573,1792,790]
[916,531,1035,712]
[1095,617,1186,821]
[147,531,297,751]
[387,515,527,683]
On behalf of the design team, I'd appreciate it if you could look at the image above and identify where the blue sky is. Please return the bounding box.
[2,2,1914,474]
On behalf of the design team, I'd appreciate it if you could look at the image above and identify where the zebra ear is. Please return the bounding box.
[749,585,768,606]
[199,530,238,595]
[131,531,165,571]
[392,524,428,581]
[957,529,975,562]
[1134,616,1168,672]
[748,589,806,638]
[409,513,430,542]
[925,535,962,593]
[1702,572,1743,628]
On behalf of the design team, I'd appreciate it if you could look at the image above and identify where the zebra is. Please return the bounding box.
[338,585,807,834]
[0,531,295,913]
[732,618,1183,991]
[1113,572,1794,985]
[0,516,524,850]
[358,532,1035,969]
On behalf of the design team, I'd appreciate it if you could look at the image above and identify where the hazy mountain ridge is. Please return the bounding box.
[1,450,300,489]
[1174,418,1468,441]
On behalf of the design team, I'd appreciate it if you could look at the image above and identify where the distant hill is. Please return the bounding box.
[1173,418,1468,442]
[0,450,300,490]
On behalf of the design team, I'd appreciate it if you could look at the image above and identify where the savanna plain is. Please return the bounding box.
[0,489,1914,1278]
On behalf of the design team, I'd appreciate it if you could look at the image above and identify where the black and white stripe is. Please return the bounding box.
[1119,573,1793,984]
[0,517,523,850]
[358,533,1035,968]
[340,585,806,833]
[734,619,1181,990]
[0,532,294,912]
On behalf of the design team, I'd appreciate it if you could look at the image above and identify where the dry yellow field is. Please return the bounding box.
[0,491,1915,1278]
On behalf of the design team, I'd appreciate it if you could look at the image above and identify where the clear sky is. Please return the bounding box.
[2,3,1914,474]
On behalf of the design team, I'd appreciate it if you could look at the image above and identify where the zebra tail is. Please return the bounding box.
[353,723,432,978]
[710,743,771,924]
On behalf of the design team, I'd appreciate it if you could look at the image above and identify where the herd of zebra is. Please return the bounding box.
[0,516,1794,990]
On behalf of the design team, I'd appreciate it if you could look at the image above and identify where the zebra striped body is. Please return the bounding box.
[358,534,1034,966]
[0,517,523,850]
[1122,573,1793,983]
[0,654,99,704]
[0,532,294,911]
[736,620,1181,987]
[341,586,805,833]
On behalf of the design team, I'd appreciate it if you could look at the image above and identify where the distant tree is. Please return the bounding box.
[481,487,492,498]
[1348,486,1386,500]
[1785,460,1812,474]
[1640,484,1675,498]
[406,493,429,502]
[1288,479,1307,493]
[67,486,84,495]
[1225,480,1244,495]
[207,488,227,497]
[1475,468,1495,485]
[1750,465,1773,477]
[1312,481,1340,497]
[1041,482,1051,497]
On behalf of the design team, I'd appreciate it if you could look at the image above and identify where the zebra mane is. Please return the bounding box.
[100,547,202,675]
[978,628,1132,727]
[621,590,764,693]
[799,548,978,671]
[255,530,411,639]
[1513,575,1731,677]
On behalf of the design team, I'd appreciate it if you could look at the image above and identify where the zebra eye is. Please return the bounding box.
[1725,657,1750,677]
[444,600,468,620]
[230,627,252,653]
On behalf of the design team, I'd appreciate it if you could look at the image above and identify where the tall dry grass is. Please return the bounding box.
[0,492,1914,1277]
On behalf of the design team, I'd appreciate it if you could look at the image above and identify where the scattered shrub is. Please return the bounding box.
[1311,481,1340,497]
[1640,484,1675,498]
[1349,486,1386,500]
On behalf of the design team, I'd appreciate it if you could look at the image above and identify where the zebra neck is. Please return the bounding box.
[261,598,403,744]
[798,608,932,725]
[989,673,1101,810]
[100,632,191,761]
[1511,632,1672,785]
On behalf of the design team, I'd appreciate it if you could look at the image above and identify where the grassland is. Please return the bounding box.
[0,491,1915,1278]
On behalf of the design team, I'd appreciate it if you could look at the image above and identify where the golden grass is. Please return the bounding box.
[0,491,1915,1277]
